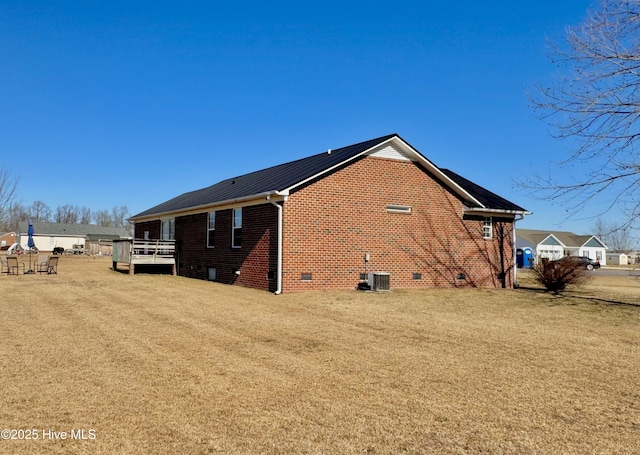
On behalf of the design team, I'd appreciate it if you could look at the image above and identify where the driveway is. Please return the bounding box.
[596,267,640,277]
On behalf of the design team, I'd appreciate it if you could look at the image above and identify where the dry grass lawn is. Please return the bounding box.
[1,256,638,454]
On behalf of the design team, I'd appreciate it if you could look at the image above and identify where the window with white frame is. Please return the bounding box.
[232,208,242,248]
[207,212,216,247]
[483,217,493,239]
[161,219,175,240]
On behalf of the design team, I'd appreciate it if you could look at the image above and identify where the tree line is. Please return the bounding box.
[0,168,130,232]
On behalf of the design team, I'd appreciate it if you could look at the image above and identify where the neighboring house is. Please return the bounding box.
[516,229,608,265]
[17,221,131,254]
[130,134,529,293]
[0,232,17,250]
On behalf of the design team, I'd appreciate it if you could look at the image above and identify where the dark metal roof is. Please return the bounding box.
[132,134,396,218]
[132,134,528,219]
[439,168,528,213]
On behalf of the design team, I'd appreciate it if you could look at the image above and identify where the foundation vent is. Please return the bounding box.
[367,272,390,291]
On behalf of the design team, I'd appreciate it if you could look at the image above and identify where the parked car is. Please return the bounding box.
[556,256,601,271]
[578,256,601,270]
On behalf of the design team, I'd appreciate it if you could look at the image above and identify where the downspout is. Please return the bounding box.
[513,214,525,288]
[267,194,287,294]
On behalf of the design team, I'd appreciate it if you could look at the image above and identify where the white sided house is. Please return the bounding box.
[18,221,131,253]
[516,229,608,265]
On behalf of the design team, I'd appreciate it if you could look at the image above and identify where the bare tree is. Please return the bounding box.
[110,205,130,228]
[28,201,52,222]
[79,206,92,224]
[94,209,112,226]
[55,205,79,224]
[529,0,640,229]
[4,202,28,233]
[0,167,19,231]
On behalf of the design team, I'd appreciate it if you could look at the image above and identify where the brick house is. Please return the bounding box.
[130,134,529,293]
[0,231,17,250]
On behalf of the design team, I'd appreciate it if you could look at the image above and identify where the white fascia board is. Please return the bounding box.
[284,136,486,208]
[129,190,289,223]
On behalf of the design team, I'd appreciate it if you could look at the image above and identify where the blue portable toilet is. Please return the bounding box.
[522,247,533,268]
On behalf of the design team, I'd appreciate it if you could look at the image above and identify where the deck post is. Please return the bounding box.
[129,263,134,275]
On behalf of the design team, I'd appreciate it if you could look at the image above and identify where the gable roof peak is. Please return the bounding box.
[131,134,528,220]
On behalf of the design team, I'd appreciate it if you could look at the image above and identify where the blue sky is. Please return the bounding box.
[2,0,624,236]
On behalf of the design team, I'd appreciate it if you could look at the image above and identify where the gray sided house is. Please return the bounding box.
[130,134,529,293]
[606,252,628,265]
[18,221,131,254]
[516,229,608,265]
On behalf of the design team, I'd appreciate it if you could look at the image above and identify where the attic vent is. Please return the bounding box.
[386,204,411,214]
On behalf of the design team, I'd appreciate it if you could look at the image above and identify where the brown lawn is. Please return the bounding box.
[1,256,638,454]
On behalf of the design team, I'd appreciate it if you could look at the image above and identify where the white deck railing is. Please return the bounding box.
[131,239,176,264]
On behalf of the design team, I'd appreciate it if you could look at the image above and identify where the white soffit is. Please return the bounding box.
[366,144,412,161]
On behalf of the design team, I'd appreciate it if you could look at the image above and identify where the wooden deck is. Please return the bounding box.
[112,239,176,274]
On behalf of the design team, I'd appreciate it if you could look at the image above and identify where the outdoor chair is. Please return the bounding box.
[6,256,26,275]
[37,256,59,275]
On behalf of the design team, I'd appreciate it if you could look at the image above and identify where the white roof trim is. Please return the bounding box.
[130,190,289,222]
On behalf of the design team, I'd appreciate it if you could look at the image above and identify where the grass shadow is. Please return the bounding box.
[516,286,639,307]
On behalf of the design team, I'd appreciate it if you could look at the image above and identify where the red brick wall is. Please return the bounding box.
[132,156,516,293]
[174,205,278,292]
[281,156,515,291]
[134,221,160,239]
[0,232,17,250]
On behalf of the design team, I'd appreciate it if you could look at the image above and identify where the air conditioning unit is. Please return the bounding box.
[367,272,390,291]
